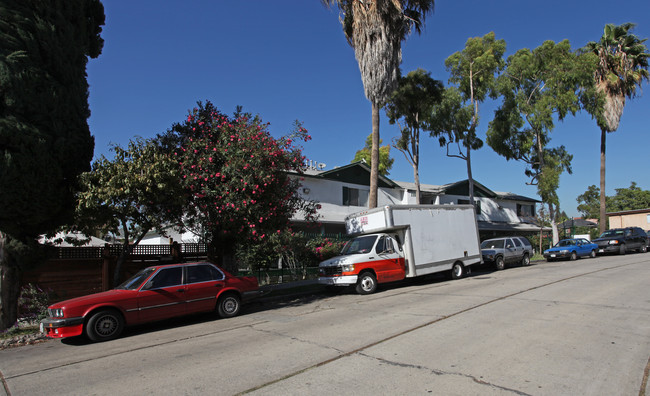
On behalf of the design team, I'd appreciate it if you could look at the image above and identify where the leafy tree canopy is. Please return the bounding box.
[76,138,186,285]
[352,134,394,177]
[0,0,104,238]
[579,183,650,221]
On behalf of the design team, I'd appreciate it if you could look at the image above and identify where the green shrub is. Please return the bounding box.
[18,284,52,323]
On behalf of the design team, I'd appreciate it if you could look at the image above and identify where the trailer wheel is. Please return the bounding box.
[355,272,377,295]
[451,262,465,279]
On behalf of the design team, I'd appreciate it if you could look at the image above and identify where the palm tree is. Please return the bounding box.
[585,23,649,233]
[322,0,435,208]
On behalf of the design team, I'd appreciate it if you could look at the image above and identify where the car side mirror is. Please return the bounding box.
[143,281,153,290]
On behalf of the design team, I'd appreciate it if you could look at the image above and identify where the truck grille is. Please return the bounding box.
[320,266,342,276]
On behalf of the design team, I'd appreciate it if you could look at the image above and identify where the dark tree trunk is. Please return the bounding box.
[0,232,21,331]
[599,128,607,234]
[112,243,131,288]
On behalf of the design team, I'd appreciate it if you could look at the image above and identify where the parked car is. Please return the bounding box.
[543,238,598,261]
[480,236,534,270]
[40,262,260,342]
[592,227,648,255]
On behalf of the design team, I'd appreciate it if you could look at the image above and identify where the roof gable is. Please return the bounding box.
[440,180,496,198]
[318,162,399,188]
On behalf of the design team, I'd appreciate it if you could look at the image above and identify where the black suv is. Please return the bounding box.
[593,227,648,255]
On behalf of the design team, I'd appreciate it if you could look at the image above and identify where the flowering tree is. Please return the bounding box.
[164,102,318,271]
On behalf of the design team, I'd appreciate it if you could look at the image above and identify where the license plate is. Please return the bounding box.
[598,249,604,253]
[550,254,556,258]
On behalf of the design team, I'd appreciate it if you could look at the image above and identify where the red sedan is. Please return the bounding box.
[40,262,259,342]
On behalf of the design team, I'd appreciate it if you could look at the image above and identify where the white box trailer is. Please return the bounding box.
[318,205,482,294]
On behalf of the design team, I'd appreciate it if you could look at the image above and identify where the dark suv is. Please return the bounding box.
[481,236,534,270]
[593,227,648,255]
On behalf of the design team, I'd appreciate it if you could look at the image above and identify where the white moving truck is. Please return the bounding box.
[318,205,482,294]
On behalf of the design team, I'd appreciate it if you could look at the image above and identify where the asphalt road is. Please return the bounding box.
[2,253,649,395]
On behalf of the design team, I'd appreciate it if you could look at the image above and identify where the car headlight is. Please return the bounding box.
[48,308,64,318]
[341,264,355,272]
[609,240,619,245]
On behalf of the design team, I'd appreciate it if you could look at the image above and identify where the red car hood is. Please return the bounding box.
[49,289,135,309]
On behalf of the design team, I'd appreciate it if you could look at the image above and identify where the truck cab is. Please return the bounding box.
[318,233,406,294]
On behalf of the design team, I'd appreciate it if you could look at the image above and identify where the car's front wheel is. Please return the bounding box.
[570,251,577,261]
[619,244,626,255]
[495,256,505,271]
[85,309,124,342]
[217,293,241,318]
[356,272,377,295]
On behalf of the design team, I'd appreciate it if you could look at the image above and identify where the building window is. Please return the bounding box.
[517,204,534,217]
[343,187,369,206]
[458,199,481,215]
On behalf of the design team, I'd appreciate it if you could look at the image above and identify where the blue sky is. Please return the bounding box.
[87,1,650,217]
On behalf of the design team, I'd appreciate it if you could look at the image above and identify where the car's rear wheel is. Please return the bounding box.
[495,256,505,271]
[356,272,377,295]
[86,309,124,342]
[639,244,647,253]
[589,250,596,258]
[451,262,465,279]
[217,293,241,318]
[521,254,530,266]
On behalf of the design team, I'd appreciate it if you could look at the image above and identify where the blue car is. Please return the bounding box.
[543,238,598,261]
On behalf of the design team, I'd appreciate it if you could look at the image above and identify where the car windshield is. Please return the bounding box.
[341,235,377,255]
[481,239,504,249]
[599,230,624,238]
[554,240,575,247]
[116,267,156,290]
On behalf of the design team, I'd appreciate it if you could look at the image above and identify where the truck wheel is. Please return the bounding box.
[521,254,530,266]
[451,262,465,279]
[217,293,241,318]
[85,309,124,342]
[355,272,377,295]
[495,256,505,271]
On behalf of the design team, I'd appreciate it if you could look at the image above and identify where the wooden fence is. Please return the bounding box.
[20,243,209,303]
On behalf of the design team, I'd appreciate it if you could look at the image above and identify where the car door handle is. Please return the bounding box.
[176,289,184,293]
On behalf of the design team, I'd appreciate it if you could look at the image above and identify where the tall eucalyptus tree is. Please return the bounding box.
[430,32,505,207]
[487,40,595,244]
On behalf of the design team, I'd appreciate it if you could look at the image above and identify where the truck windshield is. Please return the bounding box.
[341,235,377,255]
